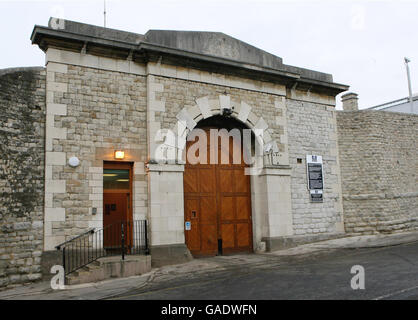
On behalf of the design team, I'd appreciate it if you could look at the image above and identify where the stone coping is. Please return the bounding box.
[31,18,349,95]
[0,66,45,77]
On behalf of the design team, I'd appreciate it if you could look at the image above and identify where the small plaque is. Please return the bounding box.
[310,190,323,202]
[185,221,191,231]
[306,155,324,190]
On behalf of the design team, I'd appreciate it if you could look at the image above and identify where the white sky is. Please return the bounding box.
[1,0,418,109]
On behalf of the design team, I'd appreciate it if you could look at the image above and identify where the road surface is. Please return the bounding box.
[107,241,418,300]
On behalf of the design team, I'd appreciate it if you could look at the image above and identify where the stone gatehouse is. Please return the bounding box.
[0,18,416,288]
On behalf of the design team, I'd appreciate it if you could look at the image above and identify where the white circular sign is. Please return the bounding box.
[68,156,80,167]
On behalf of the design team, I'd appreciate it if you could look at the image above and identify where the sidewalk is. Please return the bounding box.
[1,230,417,300]
[268,230,418,256]
[0,270,155,300]
[0,257,233,300]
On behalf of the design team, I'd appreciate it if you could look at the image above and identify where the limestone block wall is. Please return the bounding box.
[337,110,418,234]
[44,60,148,250]
[150,73,288,160]
[286,98,344,235]
[0,67,46,287]
[147,164,185,246]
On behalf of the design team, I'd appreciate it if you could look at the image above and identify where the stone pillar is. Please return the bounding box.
[341,92,359,111]
[251,166,293,252]
[44,51,69,251]
[147,163,192,267]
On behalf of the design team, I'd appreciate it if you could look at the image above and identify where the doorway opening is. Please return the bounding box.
[103,161,133,252]
[183,116,254,256]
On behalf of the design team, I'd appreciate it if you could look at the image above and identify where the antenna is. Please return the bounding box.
[104,0,107,28]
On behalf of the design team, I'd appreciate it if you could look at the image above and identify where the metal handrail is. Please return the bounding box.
[368,95,418,110]
[55,228,95,250]
[56,220,149,280]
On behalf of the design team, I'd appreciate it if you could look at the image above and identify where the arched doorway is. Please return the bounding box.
[183,116,253,256]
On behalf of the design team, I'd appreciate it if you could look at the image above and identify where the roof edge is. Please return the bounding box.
[30,18,349,94]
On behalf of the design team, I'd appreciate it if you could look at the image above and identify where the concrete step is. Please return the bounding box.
[66,255,151,285]
[90,261,101,267]
[86,263,102,270]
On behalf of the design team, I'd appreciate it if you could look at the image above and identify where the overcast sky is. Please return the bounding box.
[1,0,417,109]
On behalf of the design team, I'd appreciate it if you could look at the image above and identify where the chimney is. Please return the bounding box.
[341,92,359,111]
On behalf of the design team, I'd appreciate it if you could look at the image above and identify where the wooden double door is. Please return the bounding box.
[184,128,253,256]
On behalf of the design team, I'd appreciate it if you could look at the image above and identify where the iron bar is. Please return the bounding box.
[55,220,148,277]
[121,222,125,261]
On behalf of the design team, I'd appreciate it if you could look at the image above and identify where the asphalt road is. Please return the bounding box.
[107,241,418,300]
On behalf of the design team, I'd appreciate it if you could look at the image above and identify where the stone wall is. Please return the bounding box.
[0,67,46,288]
[43,60,148,250]
[286,99,345,235]
[152,75,286,156]
[337,110,418,234]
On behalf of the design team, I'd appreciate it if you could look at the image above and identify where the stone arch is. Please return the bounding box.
[155,95,280,165]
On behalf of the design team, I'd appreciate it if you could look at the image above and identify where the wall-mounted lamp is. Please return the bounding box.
[222,108,233,117]
[114,150,125,160]
[68,156,80,167]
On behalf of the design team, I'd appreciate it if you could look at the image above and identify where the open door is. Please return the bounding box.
[103,162,133,252]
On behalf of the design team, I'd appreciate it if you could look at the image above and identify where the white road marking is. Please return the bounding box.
[373,285,418,300]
